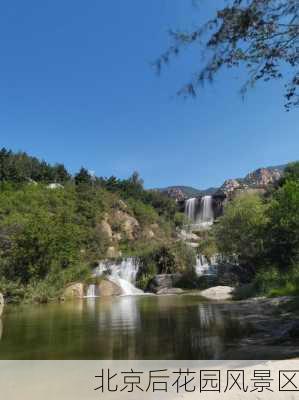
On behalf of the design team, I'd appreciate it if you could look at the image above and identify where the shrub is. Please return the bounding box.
[213,193,268,270]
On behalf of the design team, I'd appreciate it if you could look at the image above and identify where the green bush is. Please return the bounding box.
[213,193,269,270]
[127,198,158,225]
[266,179,299,270]
[254,265,299,297]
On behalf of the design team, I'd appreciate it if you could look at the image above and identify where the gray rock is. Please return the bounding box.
[147,274,182,294]
[200,286,234,301]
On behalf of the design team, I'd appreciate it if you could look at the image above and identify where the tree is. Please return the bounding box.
[283,161,299,182]
[214,193,268,269]
[266,179,299,269]
[74,168,93,186]
[156,0,299,110]
[53,163,71,183]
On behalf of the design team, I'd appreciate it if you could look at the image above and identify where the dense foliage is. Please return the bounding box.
[214,193,269,270]
[136,242,197,290]
[0,148,70,183]
[0,149,182,302]
[213,161,299,296]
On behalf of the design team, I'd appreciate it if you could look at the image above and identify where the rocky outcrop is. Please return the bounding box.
[0,293,4,317]
[244,167,282,187]
[98,279,122,297]
[99,220,113,240]
[164,188,186,201]
[63,283,84,299]
[147,274,182,294]
[220,179,241,195]
[218,167,284,199]
[200,286,234,301]
[114,210,139,240]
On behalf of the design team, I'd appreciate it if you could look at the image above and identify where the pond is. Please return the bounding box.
[0,294,297,359]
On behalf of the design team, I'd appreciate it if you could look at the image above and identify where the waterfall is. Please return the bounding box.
[85,284,98,298]
[94,258,144,296]
[195,255,218,277]
[185,196,214,228]
[185,198,197,223]
[198,196,214,227]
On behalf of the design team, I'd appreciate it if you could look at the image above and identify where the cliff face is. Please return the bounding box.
[244,167,283,187]
[219,167,284,199]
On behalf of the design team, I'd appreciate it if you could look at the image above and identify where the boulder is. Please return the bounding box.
[114,210,139,240]
[47,183,63,190]
[147,274,182,294]
[200,286,234,301]
[99,220,113,240]
[0,293,4,317]
[157,288,184,295]
[98,279,122,297]
[178,230,199,242]
[63,283,84,299]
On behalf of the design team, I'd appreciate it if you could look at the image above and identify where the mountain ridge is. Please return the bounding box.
[157,163,288,200]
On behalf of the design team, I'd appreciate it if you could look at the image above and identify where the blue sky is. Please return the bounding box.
[0,0,298,189]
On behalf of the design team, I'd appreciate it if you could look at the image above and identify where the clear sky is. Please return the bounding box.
[0,0,298,189]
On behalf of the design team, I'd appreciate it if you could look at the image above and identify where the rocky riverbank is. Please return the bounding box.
[215,295,299,358]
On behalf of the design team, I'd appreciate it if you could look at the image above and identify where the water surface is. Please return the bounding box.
[0,294,296,359]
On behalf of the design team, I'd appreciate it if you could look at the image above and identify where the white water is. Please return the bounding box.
[185,196,214,229]
[198,196,214,227]
[195,255,218,277]
[185,198,198,223]
[94,258,144,296]
[85,284,98,298]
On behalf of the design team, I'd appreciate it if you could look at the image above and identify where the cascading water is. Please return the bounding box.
[185,196,214,229]
[195,255,218,277]
[94,258,144,296]
[185,198,197,223]
[198,195,214,228]
[85,284,98,298]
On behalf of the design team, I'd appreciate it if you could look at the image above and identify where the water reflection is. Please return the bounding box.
[0,295,291,360]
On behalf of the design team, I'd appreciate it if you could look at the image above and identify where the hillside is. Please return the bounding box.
[158,164,288,200]
[0,148,184,303]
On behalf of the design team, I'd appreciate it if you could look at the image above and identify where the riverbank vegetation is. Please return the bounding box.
[210,162,299,298]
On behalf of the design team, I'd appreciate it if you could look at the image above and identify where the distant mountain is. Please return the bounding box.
[157,185,217,200]
[157,164,289,201]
